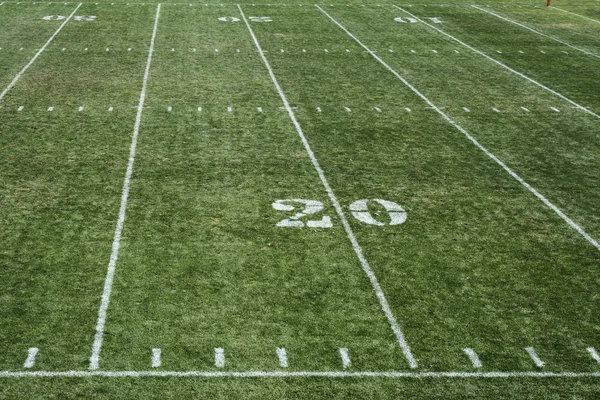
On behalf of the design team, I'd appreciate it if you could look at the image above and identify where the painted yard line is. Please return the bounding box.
[549,6,600,25]
[89,3,162,371]
[0,3,81,102]
[393,5,600,121]
[319,5,600,252]
[471,5,600,59]
[239,4,418,370]
[2,370,600,378]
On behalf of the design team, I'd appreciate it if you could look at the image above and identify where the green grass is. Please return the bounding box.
[1,0,600,397]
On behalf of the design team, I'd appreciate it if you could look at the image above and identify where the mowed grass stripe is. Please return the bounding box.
[249,5,599,371]
[0,4,157,370]
[0,3,82,102]
[393,6,600,120]
[89,3,162,371]
[0,3,80,93]
[470,5,600,59]
[238,3,417,369]
[318,5,600,251]
[550,6,600,25]
[400,5,600,112]
[368,5,600,239]
[98,5,405,372]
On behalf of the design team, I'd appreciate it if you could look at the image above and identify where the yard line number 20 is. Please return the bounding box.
[273,199,407,228]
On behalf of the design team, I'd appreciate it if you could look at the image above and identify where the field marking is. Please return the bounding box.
[2,370,600,378]
[587,347,600,363]
[215,348,225,368]
[89,3,162,371]
[393,5,600,121]
[276,348,288,368]
[549,6,600,25]
[0,3,81,103]
[471,5,600,59]
[319,5,600,252]
[525,347,545,367]
[339,348,351,369]
[152,349,161,368]
[463,348,482,368]
[239,4,418,370]
[23,348,39,369]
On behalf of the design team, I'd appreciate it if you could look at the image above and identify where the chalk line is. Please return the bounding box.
[1,370,600,378]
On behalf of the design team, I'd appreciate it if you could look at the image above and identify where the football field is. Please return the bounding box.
[0,0,599,397]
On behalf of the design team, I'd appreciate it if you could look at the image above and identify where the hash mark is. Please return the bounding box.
[587,347,600,363]
[339,348,351,370]
[24,348,38,369]
[152,348,161,368]
[525,347,545,367]
[215,348,225,368]
[276,348,288,368]
[463,348,482,368]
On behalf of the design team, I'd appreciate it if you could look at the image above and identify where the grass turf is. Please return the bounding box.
[0,0,599,397]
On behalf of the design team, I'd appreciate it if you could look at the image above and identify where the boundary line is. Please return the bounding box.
[0,3,82,102]
[88,3,162,371]
[237,3,418,369]
[471,5,600,59]
[392,5,600,120]
[0,370,599,378]
[549,6,600,25]
[316,5,600,252]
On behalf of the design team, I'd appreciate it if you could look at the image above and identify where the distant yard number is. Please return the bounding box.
[394,16,443,24]
[218,16,272,22]
[42,15,96,21]
[273,198,407,228]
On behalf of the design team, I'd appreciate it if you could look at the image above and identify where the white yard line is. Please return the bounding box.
[549,6,600,25]
[1,370,600,378]
[471,5,600,59]
[89,3,162,371]
[238,4,418,370]
[318,5,600,252]
[393,5,600,121]
[0,3,82,102]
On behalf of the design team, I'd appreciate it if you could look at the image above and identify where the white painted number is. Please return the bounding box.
[273,198,407,227]
[349,199,407,226]
[394,16,443,24]
[42,15,96,21]
[272,199,333,228]
[74,15,96,21]
[394,17,417,23]
[249,16,272,22]
[218,16,241,22]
